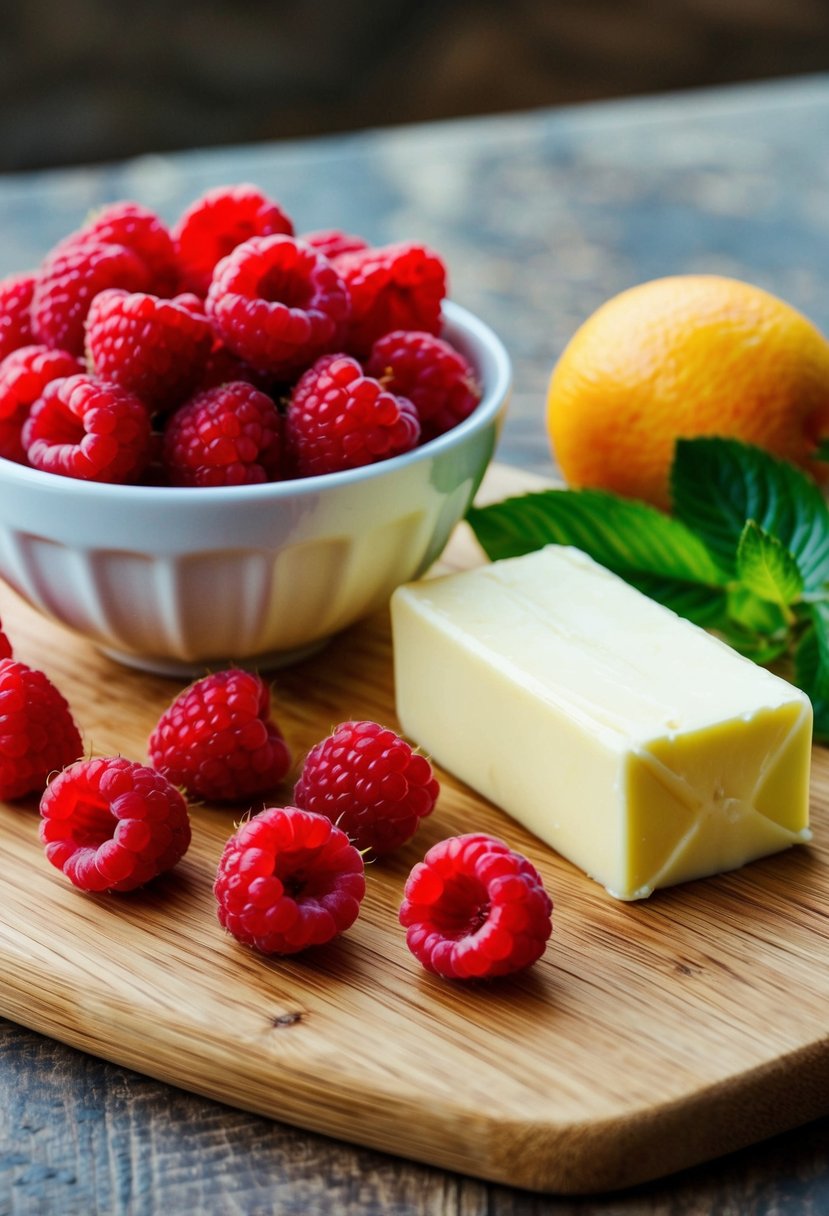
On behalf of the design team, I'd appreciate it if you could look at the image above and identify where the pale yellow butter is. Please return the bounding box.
[390,545,813,900]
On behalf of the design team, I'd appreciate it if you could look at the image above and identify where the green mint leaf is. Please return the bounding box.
[814,437,829,464]
[725,585,788,636]
[735,521,804,608]
[671,438,829,590]
[715,585,789,661]
[628,574,728,628]
[466,488,726,586]
[794,602,829,740]
[719,627,791,666]
[795,601,829,700]
[813,706,829,745]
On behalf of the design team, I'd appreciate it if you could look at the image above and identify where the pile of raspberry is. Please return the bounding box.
[0,626,553,981]
[0,185,482,486]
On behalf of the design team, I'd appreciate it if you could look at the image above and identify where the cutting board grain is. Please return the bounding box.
[1,463,828,1196]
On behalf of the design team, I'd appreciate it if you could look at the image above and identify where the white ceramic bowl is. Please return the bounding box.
[0,302,510,675]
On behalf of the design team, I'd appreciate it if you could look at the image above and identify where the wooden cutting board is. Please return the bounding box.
[1,462,828,1196]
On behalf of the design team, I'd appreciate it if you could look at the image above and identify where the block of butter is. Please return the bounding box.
[390,545,813,900]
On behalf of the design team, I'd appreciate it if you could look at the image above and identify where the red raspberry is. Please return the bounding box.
[173,183,294,296]
[293,720,438,855]
[285,353,420,476]
[161,381,284,486]
[86,289,213,409]
[39,756,191,893]
[214,805,365,955]
[172,294,268,393]
[196,341,264,392]
[170,291,208,319]
[0,657,82,800]
[206,235,350,377]
[148,668,291,801]
[0,345,84,463]
[334,241,447,355]
[31,240,150,355]
[0,272,36,360]
[399,834,553,980]
[300,229,369,261]
[22,373,152,484]
[74,201,180,297]
[365,329,481,441]
[0,624,11,659]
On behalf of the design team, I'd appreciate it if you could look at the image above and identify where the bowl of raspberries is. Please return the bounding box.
[0,184,510,674]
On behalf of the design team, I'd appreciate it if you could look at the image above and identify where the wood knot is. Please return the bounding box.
[272,1011,304,1028]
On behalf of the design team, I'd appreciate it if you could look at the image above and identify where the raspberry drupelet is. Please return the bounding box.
[299,229,369,261]
[195,341,264,393]
[293,720,439,855]
[40,756,191,893]
[285,353,420,476]
[399,834,553,980]
[214,805,366,955]
[148,668,291,801]
[206,234,350,377]
[0,658,82,800]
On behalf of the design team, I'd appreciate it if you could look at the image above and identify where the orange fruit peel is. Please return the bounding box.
[546,274,829,509]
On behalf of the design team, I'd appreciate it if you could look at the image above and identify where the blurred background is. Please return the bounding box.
[2,0,828,173]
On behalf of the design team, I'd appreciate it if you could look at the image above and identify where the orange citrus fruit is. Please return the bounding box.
[546,274,829,509]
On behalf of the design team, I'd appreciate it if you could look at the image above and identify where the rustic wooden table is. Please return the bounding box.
[2,74,829,1215]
